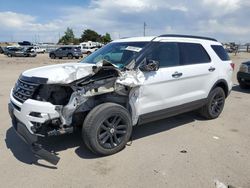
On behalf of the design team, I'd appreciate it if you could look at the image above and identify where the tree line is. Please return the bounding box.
[58,28,112,45]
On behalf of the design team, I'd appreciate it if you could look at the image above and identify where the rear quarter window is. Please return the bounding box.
[179,43,211,65]
[211,45,230,61]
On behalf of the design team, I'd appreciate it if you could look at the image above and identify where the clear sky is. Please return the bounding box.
[0,0,249,43]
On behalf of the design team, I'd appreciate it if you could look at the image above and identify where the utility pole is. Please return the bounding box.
[143,22,146,36]
[58,32,61,43]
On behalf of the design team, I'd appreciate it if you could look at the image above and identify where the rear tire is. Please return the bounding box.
[7,53,12,57]
[82,103,132,156]
[199,87,225,119]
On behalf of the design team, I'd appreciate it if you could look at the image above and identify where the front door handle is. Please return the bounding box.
[208,67,216,72]
[172,72,183,78]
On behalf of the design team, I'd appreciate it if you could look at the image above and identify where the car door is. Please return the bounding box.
[137,41,216,117]
[15,49,24,57]
[176,42,217,101]
[137,42,186,116]
[56,47,63,57]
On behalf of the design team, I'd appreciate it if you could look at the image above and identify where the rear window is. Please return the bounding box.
[179,43,211,65]
[211,45,230,61]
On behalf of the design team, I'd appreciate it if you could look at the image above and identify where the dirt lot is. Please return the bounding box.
[0,53,250,188]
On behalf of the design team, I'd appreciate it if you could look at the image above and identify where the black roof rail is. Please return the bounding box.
[158,34,217,42]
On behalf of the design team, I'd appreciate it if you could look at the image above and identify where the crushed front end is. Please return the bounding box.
[8,77,65,165]
[8,62,143,165]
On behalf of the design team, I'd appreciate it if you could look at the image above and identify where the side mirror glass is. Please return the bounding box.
[140,59,160,72]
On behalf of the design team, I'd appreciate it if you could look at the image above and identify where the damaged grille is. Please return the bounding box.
[13,79,39,103]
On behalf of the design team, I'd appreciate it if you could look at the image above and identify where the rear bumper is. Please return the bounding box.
[8,102,60,165]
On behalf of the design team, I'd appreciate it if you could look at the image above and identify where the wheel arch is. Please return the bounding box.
[210,79,229,98]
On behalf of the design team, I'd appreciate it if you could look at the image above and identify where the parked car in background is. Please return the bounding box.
[5,47,37,57]
[33,46,46,53]
[4,47,23,56]
[0,46,4,54]
[225,48,234,53]
[18,41,33,46]
[80,41,103,55]
[81,46,98,55]
[49,46,83,59]
[237,61,250,89]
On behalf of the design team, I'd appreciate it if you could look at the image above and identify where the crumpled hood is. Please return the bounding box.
[22,63,94,84]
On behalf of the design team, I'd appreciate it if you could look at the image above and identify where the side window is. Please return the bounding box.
[179,43,211,65]
[211,45,230,61]
[147,42,180,68]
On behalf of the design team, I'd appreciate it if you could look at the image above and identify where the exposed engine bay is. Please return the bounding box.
[25,61,144,137]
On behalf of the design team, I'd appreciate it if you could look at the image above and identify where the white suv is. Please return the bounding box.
[8,35,234,165]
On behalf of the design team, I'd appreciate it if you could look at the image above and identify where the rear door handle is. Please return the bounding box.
[172,72,183,78]
[208,67,216,72]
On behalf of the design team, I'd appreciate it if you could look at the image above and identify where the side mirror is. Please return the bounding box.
[140,59,160,72]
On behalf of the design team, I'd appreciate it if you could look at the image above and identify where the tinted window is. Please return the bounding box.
[179,43,211,65]
[147,42,180,68]
[211,45,230,61]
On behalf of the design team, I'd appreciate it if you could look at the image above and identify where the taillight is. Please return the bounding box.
[230,63,235,71]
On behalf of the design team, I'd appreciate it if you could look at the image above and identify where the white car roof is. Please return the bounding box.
[112,35,221,45]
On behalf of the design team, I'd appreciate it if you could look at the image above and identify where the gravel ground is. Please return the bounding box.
[0,53,249,188]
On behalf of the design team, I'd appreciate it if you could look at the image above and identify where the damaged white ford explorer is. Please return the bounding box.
[8,35,234,165]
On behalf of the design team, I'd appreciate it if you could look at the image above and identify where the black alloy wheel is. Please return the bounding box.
[97,115,128,149]
[210,92,224,117]
[199,87,225,119]
[82,103,132,155]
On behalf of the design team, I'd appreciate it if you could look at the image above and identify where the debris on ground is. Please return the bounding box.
[213,136,220,140]
[215,179,227,188]
[214,179,238,188]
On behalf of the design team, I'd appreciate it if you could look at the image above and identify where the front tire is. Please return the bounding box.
[50,53,56,59]
[199,87,225,119]
[82,103,132,156]
[67,53,73,59]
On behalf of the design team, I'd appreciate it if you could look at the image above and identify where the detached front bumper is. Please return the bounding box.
[10,88,60,134]
[9,90,61,165]
[8,102,60,165]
